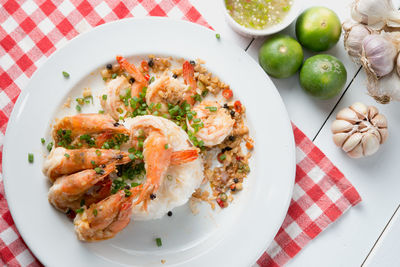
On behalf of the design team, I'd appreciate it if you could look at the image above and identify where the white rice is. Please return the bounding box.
[123,115,203,221]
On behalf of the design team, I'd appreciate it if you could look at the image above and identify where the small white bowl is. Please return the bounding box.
[224,0,302,37]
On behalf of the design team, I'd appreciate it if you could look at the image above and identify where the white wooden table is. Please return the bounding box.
[191,0,400,266]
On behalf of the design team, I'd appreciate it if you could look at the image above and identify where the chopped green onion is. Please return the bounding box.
[216,33,221,39]
[76,105,81,112]
[95,149,101,156]
[219,154,226,161]
[28,153,34,163]
[98,110,105,114]
[124,189,132,197]
[62,71,70,78]
[41,138,45,144]
[205,106,217,112]
[91,160,96,165]
[164,144,169,149]
[94,167,104,174]
[75,208,84,214]
[102,94,107,100]
[93,209,98,216]
[155,237,162,247]
[129,154,135,160]
[64,153,70,158]
[47,142,53,152]
[131,182,141,187]
[111,73,117,79]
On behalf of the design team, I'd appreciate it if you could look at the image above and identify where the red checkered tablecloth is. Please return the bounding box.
[0,1,361,266]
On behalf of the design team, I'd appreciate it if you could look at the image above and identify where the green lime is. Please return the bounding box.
[300,54,347,99]
[296,7,341,52]
[258,34,303,79]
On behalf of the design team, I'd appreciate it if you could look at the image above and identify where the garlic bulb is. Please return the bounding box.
[331,102,388,158]
[351,0,400,30]
[343,21,372,63]
[361,34,397,78]
[367,70,400,104]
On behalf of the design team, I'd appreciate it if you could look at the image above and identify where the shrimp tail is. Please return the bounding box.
[182,61,197,105]
[116,56,147,85]
[170,149,199,165]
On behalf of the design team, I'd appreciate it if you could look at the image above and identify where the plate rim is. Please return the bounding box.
[3,17,295,266]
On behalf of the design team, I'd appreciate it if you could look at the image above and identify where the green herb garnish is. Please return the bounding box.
[28,153,34,163]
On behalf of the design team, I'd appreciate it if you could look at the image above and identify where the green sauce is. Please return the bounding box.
[225,0,292,30]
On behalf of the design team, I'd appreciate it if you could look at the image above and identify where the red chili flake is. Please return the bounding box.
[246,141,254,150]
[141,61,149,72]
[236,156,242,161]
[230,184,236,191]
[144,74,150,81]
[234,100,242,113]
[222,88,233,100]
[216,198,225,208]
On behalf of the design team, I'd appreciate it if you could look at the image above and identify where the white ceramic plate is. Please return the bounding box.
[3,18,295,267]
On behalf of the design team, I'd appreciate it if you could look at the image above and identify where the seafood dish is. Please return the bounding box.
[42,55,253,242]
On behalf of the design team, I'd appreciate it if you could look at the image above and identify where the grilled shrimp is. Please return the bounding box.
[100,56,148,120]
[43,147,131,182]
[126,115,199,210]
[100,76,132,120]
[53,113,129,146]
[146,72,188,113]
[48,164,116,212]
[189,101,234,146]
[74,186,142,242]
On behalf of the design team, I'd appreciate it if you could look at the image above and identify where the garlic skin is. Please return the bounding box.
[367,70,400,104]
[397,53,400,77]
[361,34,397,78]
[343,21,371,64]
[331,102,388,158]
[351,0,400,30]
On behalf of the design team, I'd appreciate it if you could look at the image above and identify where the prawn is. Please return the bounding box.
[74,186,142,242]
[145,72,187,113]
[100,76,132,120]
[100,56,148,120]
[48,164,116,212]
[128,116,199,210]
[116,55,148,98]
[53,114,130,146]
[189,101,234,146]
[43,147,132,182]
[182,61,197,105]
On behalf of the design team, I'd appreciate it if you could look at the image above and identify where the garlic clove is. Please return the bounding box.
[347,142,364,158]
[367,127,381,143]
[371,113,388,128]
[378,128,388,144]
[362,132,380,156]
[343,21,372,64]
[367,105,379,120]
[361,34,397,78]
[349,102,368,119]
[333,132,350,147]
[331,119,355,134]
[367,71,400,104]
[342,132,363,152]
[336,107,360,123]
